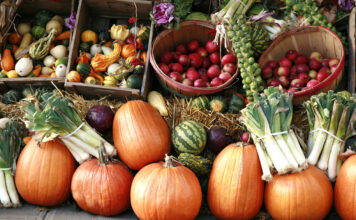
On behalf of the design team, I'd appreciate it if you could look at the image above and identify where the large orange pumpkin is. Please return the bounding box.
[265,165,333,220]
[15,139,75,206]
[131,155,202,220]
[335,154,356,220]
[71,149,133,216]
[113,100,170,170]
[208,143,264,219]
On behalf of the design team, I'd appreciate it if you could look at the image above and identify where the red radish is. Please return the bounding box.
[290,78,304,88]
[330,65,338,73]
[262,66,273,79]
[222,63,236,74]
[207,65,221,78]
[194,79,207,87]
[289,73,298,81]
[309,52,323,62]
[241,132,250,143]
[200,74,209,82]
[329,58,339,67]
[288,87,298,93]
[277,66,290,77]
[182,78,193,86]
[176,44,188,54]
[209,52,220,64]
[188,40,199,52]
[189,53,203,68]
[205,40,219,53]
[280,58,292,68]
[273,68,279,77]
[266,60,278,69]
[178,55,190,67]
[309,70,317,79]
[170,63,184,73]
[159,63,170,75]
[268,79,281,87]
[321,59,330,67]
[278,76,290,87]
[290,65,298,75]
[221,54,236,65]
[219,72,231,82]
[169,72,183,82]
[210,77,223,87]
[285,50,298,61]
[202,57,211,69]
[298,73,310,83]
[296,64,309,73]
[317,70,330,82]
[197,68,207,76]
[295,55,308,65]
[196,48,208,57]
[160,52,173,64]
[309,59,321,70]
[186,69,199,81]
[307,79,319,88]
[319,67,331,73]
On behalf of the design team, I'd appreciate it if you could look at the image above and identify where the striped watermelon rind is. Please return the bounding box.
[178,153,212,176]
[250,23,270,57]
[192,96,210,109]
[172,120,207,155]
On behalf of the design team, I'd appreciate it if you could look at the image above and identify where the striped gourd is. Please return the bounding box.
[192,96,210,109]
[172,120,206,155]
[29,29,57,60]
[250,23,270,57]
[178,153,212,176]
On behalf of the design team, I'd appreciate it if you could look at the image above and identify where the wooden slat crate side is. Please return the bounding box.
[349,8,356,93]
[17,0,73,16]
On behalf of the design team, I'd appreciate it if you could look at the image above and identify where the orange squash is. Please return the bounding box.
[1,49,15,71]
[91,43,121,72]
[113,100,170,170]
[8,32,22,45]
[208,143,264,219]
[121,44,136,59]
[76,52,91,64]
[140,51,147,65]
[15,139,75,206]
[81,30,98,44]
[265,165,333,220]
[67,70,81,82]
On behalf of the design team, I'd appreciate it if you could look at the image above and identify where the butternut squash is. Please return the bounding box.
[1,49,15,71]
[91,43,121,72]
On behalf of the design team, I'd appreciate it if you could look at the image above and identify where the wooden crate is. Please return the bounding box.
[349,8,356,94]
[0,0,76,93]
[65,0,153,99]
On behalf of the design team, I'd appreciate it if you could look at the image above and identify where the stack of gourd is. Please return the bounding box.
[67,23,150,89]
[0,10,71,78]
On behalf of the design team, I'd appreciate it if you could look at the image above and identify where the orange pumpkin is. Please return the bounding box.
[67,70,81,82]
[81,30,98,44]
[71,148,133,216]
[15,139,75,206]
[140,51,147,65]
[208,143,264,219]
[335,155,356,220]
[121,44,136,59]
[113,100,170,170]
[131,155,202,220]
[265,165,333,220]
[8,32,22,45]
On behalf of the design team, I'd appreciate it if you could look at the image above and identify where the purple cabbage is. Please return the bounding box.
[153,3,175,26]
[65,11,76,29]
[338,0,354,11]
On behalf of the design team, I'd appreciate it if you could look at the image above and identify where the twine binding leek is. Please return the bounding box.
[310,128,345,143]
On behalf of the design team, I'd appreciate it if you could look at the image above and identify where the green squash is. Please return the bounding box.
[79,42,92,52]
[210,96,227,113]
[61,39,70,47]
[192,96,210,109]
[2,90,21,104]
[178,153,212,176]
[76,63,91,77]
[34,10,54,27]
[31,26,46,39]
[127,74,142,89]
[132,65,144,75]
[228,94,245,113]
[55,57,68,67]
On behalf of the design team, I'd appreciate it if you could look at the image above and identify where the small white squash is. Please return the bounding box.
[43,55,56,67]
[55,64,67,77]
[46,20,63,35]
[130,26,140,35]
[101,46,113,55]
[50,45,67,59]
[0,118,11,129]
[41,66,54,75]
[17,23,31,35]
[90,44,102,56]
[15,57,33,76]
[107,63,120,75]
[51,15,65,25]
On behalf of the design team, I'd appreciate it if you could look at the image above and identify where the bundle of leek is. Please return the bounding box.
[23,92,116,164]
[305,91,356,180]
[240,87,307,181]
[0,120,25,207]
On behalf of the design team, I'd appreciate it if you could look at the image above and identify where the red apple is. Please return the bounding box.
[186,69,199,81]
[298,73,310,83]
[223,63,236,74]
[221,54,236,65]
[172,52,181,62]
[200,74,209,82]
[189,53,203,68]
[296,64,309,73]
[207,65,221,78]
[219,72,231,82]
[288,87,298,94]
[307,79,319,88]
[290,65,298,75]
[266,60,278,69]
[160,52,173,64]
[182,78,193,86]
[277,66,290,77]
[321,59,330,67]
[209,52,220,64]
[178,55,190,67]
[194,79,207,87]
[196,47,208,57]
[159,63,170,75]
[176,44,188,54]
[170,63,184,73]
[188,40,199,52]
[280,58,292,68]
[309,52,323,62]
[210,77,223,87]
[290,78,304,88]
[278,76,290,87]
[309,59,321,70]
[197,68,207,75]
[273,68,279,77]
[309,70,317,79]
[202,57,211,69]
[268,79,281,87]
[262,66,273,79]
[295,55,308,65]
[169,72,183,82]
[316,70,329,82]
[329,58,339,67]
[205,40,219,53]
[285,49,298,61]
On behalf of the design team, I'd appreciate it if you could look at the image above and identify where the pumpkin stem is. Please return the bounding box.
[98,141,109,165]
[163,154,176,168]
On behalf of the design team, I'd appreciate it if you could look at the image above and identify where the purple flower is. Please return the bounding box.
[65,11,76,29]
[338,0,354,11]
[153,3,175,26]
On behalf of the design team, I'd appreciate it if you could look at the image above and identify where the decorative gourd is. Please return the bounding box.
[265,166,333,220]
[130,155,202,220]
[101,46,113,55]
[15,33,33,60]
[1,49,15,71]
[250,23,270,57]
[8,32,22,45]
[79,42,92,52]
[29,29,57,60]
[41,66,54,75]
[43,55,56,67]
[228,94,245,113]
[107,63,120,75]
[121,44,136,59]
[110,24,130,41]
[76,63,91,77]
[113,100,171,170]
[15,139,75,206]
[2,90,21,104]
[126,74,142,89]
[208,143,264,219]
[51,15,65,26]
[137,25,150,41]
[17,23,31,35]
[34,10,53,27]
[55,64,66,77]
[50,45,67,59]
[31,26,46,39]
[192,96,210,109]
[147,91,168,116]
[84,76,96,84]
[67,71,81,82]
[15,57,33,76]
[76,52,91,64]
[178,153,212,176]
[55,57,68,67]
[172,120,206,155]
[71,147,133,216]
[91,43,121,72]
[210,96,227,112]
[81,30,98,44]
[132,65,144,75]
[7,70,18,78]
[46,20,62,35]
[90,44,102,56]
[140,51,147,64]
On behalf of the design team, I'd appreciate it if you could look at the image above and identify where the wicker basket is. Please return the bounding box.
[259,25,345,105]
[150,20,238,97]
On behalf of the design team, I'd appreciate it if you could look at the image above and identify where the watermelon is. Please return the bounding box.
[250,23,270,57]
[178,153,212,176]
[172,120,206,155]
[192,96,209,109]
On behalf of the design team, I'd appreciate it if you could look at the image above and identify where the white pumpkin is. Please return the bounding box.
[15,57,33,76]
[50,45,67,58]
[101,46,113,55]
[107,63,120,75]
[41,66,54,75]
[90,44,102,56]
[55,64,66,77]
[43,55,56,67]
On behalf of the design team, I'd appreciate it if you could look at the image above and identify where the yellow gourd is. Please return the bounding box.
[7,70,18,78]
[91,43,121,72]
[81,30,98,44]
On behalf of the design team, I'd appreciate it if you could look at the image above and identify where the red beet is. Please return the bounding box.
[207,127,231,153]
[159,63,170,75]
[169,72,183,82]
[176,44,188,54]
[189,53,203,68]
[205,40,219,53]
[221,54,236,65]
[209,52,220,64]
[222,63,236,74]
[207,65,221,79]
[241,132,250,143]
[188,40,199,52]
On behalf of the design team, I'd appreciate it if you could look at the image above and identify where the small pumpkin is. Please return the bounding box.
[46,20,62,35]
[67,70,81,82]
[1,49,15,71]
[8,32,22,45]
[121,44,136,59]
[55,64,66,77]
[84,76,96,84]
[81,30,98,44]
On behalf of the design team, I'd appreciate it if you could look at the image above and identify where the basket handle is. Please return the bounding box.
[223,77,240,90]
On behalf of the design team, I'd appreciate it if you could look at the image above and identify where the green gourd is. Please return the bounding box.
[29,29,57,60]
[178,153,212,176]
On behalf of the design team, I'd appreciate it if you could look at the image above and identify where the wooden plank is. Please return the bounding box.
[140,21,154,100]
[349,8,356,93]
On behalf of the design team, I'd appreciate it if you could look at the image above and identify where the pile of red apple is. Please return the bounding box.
[262,49,340,93]
[158,40,238,88]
